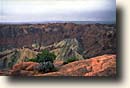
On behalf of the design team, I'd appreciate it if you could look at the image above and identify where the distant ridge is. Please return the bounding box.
[0,21,116,25]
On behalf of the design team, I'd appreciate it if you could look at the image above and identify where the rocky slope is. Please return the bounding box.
[0,48,37,69]
[9,54,116,76]
[0,38,83,69]
[41,38,84,61]
[0,23,116,58]
[36,54,116,76]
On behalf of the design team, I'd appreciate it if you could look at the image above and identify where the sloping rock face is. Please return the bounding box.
[41,38,84,61]
[0,49,19,69]
[0,23,116,58]
[0,48,37,69]
[6,54,116,76]
[12,62,39,71]
[36,54,116,76]
[0,38,83,69]
[17,48,38,62]
[10,62,39,76]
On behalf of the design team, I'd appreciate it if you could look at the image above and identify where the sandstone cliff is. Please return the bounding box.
[0,23,116,58]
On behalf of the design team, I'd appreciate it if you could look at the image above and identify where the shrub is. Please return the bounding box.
[64,56,78,64]
[36,61,55,73]
[36,50,56,63]
[25,58,37,62]
[25,50,57,73]
[25,50,56,63]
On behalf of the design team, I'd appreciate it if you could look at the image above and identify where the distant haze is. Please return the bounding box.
[0,0,116,23]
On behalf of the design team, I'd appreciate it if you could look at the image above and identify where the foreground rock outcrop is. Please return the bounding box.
[10,62,39,76]
[36,54,116,76]
[8,54,116,76]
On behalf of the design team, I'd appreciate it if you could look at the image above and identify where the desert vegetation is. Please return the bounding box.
[25,50,56,73]
[63,56,78,64]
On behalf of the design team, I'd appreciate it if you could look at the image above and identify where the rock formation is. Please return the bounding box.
[0,48,37,69]
[0,23,116,76]
[36,54,116,76]
[41,38,84,61]
[7,54,116,76]
[0,23,116,59]
[9,62,39,76]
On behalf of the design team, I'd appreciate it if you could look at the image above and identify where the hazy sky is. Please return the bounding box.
[0,0,116,23]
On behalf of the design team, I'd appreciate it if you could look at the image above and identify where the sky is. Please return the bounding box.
[0,0,116,23]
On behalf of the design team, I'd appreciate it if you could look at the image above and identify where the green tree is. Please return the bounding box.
[36,50,56,63]
[26,50,57,73]
[26,50,56,63]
